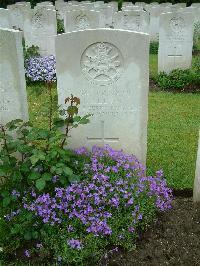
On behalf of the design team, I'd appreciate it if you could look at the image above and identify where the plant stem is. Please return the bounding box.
[47,81,53,131]
[0,124,9,154]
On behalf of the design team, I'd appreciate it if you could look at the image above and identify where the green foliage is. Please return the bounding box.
[156,68,200,91]
[0,93,90,193]
[150,41,159,55]
[193,22,200,54]
[57,18,65,34]
[22,38,40,62]
[0,91,91,261]
[193,56,200,73]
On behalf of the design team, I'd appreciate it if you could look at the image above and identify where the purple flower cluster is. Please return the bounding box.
[5,209,20,221]
[6,145,173,254]
[22,145,172,247]
[25,55,56,82]
[67,239,83,250]
[75,145,146,178]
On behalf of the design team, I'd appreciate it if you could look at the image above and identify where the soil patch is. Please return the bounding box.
[103,197,200,266]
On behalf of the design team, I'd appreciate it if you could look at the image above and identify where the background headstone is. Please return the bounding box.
[64,10,101,33]
[0,28,28,125]
[56,29,149,164]
[0,8,12,29]
[113,10,149,33]
[24,8,57,55]
[158,11,194,73]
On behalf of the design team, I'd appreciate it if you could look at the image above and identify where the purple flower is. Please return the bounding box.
[67,239,83,250]
[52,175,59,183]
[24,249,30,257]
[36,243,43,249]
[11,189,20,198]
[25,55,56,82]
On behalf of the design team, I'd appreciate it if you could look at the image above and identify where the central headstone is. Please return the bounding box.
[56,29,149,164]
[0,28,28,125]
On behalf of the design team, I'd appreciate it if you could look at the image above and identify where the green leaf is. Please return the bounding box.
[28,172,40,180]
[6,119,23,130]
[42,173,52,181]
[53,118,65,128]
[67,106,78,116]
[59,109,66,116]
[32,231,39,239]
[3,197,11,207]
[30,150,46,165]
[36,178,46,191]
[24,231,32,240]
[73,116,81,122]
[60,176,68,185]
[69,174,81,184]
[63,166,73,176]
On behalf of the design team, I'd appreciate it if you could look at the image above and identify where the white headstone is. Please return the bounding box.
[95,5,115,28]
[158,12,194,73]
[135,2,146,8]
[193,131,200,202]
[0,8,12,29]
[113,10,149,33]
[24,8,57,55]
[0,28,28,125]
[56,29,149,164]
[7,4,29,31]
[122,5,143,11]
[173,3,186,8]
[148,5,163,40]
[64,10,101,32]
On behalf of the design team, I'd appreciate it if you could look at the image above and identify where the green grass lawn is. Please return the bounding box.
[27,85,200,190]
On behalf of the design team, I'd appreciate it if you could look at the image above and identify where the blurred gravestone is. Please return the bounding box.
[0,28,28,125]
[0,8,12,29]
[158,11,194,73]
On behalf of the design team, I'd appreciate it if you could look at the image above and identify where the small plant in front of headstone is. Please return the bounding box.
[57,18,65,34]
[0,141,173,264]
[156,68,200,92]
[22,38,40,62]
[150,41,159,54]
[193,22,200,55]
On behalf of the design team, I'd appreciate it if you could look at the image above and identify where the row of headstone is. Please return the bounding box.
[1,1,199,38]
[0,26,149,164]
[1,26,199,198]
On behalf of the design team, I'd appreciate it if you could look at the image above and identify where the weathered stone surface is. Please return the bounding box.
[0,28,28,125]
[64,10,101,32]
[0,8,12,29]
[24,8,57,55]
[113,10,149,33]
[56,29,149,164]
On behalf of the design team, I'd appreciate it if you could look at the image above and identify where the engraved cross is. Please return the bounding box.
[168,46,182,66]
[87,120,119,145]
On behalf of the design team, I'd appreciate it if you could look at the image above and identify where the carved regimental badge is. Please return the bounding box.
[32,11,45,29]
[81,42,123,85]
[170,17,185,33]
[75,14,90,30]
